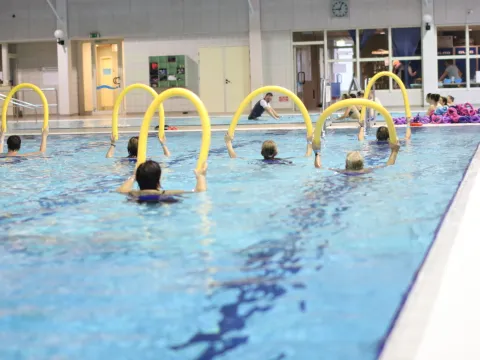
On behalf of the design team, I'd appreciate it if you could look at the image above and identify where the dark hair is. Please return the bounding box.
[431,94,440,102]
[357,91,364,97]
[447,95,455,102]
[265,92,273,97]
[426,93,431,100]
[127,137,138,158]
[349,93,357,98]
[441,96,448,105]
[136,160,161,190]
[7,135,21,151]
[342,94,350,100]
[376,126,389,141]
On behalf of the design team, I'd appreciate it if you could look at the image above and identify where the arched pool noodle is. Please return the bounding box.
[112,84,165,141]
[360,71,411,122]
[1,83,49,132]
[227,86,314,138]
[136,88,211,171]
[313,99,398,148]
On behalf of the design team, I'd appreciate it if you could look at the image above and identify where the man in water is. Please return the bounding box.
[248,93,280,120]
[117,160,207,197]
[107,134,170,158]
[0,129,48,157]
[313,141,400,174]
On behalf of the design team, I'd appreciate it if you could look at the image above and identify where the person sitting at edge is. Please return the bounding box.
[248,92,280,120]
[447,95,455,106]
[107,134,170,159]
[117,160,207,196]
[0,129,48,157]
[224,133,313,160]
[336,94,361,121]
[312,141,400,175]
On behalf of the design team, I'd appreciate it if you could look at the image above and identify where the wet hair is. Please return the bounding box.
[127,137,139,158]
[430,94,440,103]
[357,91,364,98]
[349,93,357,98]
[426,93,431,101]
[135,160,161,190]
[345,151,364,170]
[261,140,278,159]
[265,92,273,97]
[376,126,389,141]
[447,95,455,103]
[441,96,448,106]
[7,135,21,151]
[342,94,350,100]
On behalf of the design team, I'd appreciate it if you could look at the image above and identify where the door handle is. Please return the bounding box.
[225,79,231,84]
[113,77,121,85]
[297,72,305,85]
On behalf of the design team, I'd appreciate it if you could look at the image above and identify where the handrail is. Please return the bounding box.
[0,87,59,120]
[0,94,37,109]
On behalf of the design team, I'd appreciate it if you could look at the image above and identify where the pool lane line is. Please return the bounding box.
[379,144,480,360]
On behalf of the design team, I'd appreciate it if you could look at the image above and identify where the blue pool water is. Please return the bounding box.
[0,126,478,359]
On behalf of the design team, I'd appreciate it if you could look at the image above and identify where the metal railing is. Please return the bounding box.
[320,77,332,137]
[0,87,59,122]
[363,78,377,136]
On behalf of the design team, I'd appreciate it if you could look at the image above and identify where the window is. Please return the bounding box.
[327,30,356,92]
[391,27,422,89]
[468,25,480,87]
[437,26,467,88]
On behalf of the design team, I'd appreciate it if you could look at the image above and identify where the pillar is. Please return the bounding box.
[421,0,437,104]
[249,0,264,94]
[55,0,77,115]
[1,44,9,85]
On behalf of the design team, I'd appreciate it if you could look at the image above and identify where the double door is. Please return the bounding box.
[199,46,250,113]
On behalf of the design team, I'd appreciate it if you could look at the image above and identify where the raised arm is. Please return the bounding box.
[0,131,4,153]
[405,120,412,140]
[106,133,116,158]
[306,134,313,157]
[39,128,48,153]
[158,135,171,157]
[386,142,400,166]
[312,141,322,168]
[193,162,207,192]
[117,174,135,194]
[224,133,237,158]
[357,121,365,141]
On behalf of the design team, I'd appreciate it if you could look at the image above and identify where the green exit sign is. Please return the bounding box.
[90,32,101,39]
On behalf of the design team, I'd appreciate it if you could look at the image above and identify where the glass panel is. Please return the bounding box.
[437,26,467,50]
[293,31,324,42]
[468,25,480,86]
[390,59,423,89]
[359,29,388,58]
[437,58,466,88]
[327,30,356,59]
[360,61,389,89]
[329,62,355,92]
[391,27,421,57]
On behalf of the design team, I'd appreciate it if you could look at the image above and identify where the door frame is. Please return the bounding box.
[292,40,325,111]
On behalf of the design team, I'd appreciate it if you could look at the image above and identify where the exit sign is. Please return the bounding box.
[90,32,101,39]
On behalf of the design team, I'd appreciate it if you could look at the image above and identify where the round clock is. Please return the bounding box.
[331,0,349,18]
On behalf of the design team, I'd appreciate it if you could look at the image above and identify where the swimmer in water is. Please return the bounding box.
[313,141,400,174]
[107,134,170,159]
[117,159,207,196]
[225,133,304,163]
[0,128,48,157]
[336,94,360,121]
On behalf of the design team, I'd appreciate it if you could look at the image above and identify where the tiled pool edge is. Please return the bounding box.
[379,144,480,360]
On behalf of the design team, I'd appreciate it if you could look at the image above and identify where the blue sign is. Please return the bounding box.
[103,68,112,75]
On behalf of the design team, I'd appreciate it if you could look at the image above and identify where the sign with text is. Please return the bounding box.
[279,96,289,102]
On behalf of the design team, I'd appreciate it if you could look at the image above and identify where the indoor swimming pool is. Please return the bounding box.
[0,126,478,359]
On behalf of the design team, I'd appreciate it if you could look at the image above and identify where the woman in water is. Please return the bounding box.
[336,94,360,121]
[107,134,170,159]
[426,94,440,116]
[312,141,400,175]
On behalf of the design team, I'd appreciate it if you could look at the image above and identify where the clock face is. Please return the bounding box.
[332,0,349,17]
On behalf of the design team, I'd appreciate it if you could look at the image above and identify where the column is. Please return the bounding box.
[1,44,10,85]
[249,0,264,94]
[421,0,437,103]
[55,0,77,115]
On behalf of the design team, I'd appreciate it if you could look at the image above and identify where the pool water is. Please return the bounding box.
[0,126,478,359]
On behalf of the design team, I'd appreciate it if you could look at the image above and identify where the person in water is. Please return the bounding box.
[447,95,455,106]
[248,93,280,120]
[358,124,411,143]
[336,93,360,121]
[0,128,48,157]
[225,133,312,160]
[117,160,207,196]
[106,134,170,158]
[312,141,400,174]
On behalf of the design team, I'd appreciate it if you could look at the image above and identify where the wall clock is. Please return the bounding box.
[331,0,349,18]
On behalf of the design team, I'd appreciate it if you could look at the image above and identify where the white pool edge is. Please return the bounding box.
[380,144,480,360]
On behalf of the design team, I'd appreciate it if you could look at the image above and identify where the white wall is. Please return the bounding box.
[123,35,249,113]
[261,0,422,32]
[16,42,59,115]
[262,31,295,109]
[68,0,249,38]
[0,0,57,42]
[434,0,480,25]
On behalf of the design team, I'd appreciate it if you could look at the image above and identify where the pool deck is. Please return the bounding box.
[380,145,480,360]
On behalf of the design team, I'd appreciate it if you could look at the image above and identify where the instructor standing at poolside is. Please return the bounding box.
[248,93,280,120]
